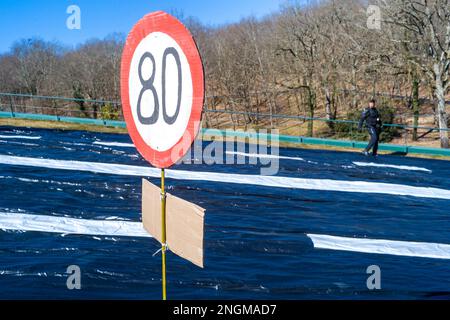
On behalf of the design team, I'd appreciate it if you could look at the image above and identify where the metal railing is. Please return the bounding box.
[1,92,448,148]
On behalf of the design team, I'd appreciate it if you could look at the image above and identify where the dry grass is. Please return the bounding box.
[202,132,450,160]
[2,117,448,160]
[0,118,128,134]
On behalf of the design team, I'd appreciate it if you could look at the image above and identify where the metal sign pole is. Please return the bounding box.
[121,11,205,300]
[161,168,167,300]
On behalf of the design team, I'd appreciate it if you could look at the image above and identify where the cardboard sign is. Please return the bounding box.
[141,179,205,268]
[121,11,205,169]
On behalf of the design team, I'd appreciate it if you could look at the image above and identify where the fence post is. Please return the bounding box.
[404,126,408,147]
[299,116,301,137]
[204,95,210,128]
[53,99,60,121]
[9,96,15,117]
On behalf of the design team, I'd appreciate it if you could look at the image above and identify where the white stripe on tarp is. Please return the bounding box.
[0,212,151,238]
[93,141,135,148]
[1,154,449,200]
[3,212,449,260]
[225,151,305,161]
[353,161,432,173]
[308,234,450,260]
[0,135,41,140]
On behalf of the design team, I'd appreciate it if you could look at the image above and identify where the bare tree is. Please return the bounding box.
[276,2,322,136]
[61,35,124,118]
[0,54,20,93]
[380,0,450,148]
[11,38,63,95]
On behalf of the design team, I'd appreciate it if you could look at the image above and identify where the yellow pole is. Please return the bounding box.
[161,168,167,300]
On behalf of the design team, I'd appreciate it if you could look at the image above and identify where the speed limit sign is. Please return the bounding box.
[121,11,204,168]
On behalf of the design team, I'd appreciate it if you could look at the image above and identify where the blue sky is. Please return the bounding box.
[0,0,286,53]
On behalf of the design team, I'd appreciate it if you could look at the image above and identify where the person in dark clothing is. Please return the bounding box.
[358,99,383,156]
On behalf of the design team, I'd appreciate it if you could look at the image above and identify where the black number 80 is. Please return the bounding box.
[137,47,182,125]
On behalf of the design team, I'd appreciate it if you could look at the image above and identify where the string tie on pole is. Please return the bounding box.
[152,243,169,257]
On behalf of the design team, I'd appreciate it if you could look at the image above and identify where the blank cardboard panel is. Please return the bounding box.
[141,179,205,268]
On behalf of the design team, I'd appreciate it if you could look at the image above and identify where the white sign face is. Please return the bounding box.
[121,11,204,169]
[128,32,193,152]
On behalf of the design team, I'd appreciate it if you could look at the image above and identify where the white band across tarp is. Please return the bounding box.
[308,234,450,260]
[93,141,135,148]
[0,135,41,140]
[1,212,449,260]
[225,151,305,162]
[0,155,449,200]
[0,212,151,238]
[353,161,432,173]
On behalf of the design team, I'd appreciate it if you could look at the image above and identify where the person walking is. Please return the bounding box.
[358,99,383,156]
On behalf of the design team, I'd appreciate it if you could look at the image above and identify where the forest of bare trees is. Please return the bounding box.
[0,0,449,147]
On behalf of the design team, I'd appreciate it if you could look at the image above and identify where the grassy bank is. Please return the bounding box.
[1,117,449,160]
[0,118,128,134]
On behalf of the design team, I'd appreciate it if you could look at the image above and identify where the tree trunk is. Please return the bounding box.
[351,62,358,109]
[434,65,449,148]
[267,92,273,129]
[93,104,98,119]
[307,88,315,137]
[412,78,420,141]
[204,95,210,128]
[255,92,260,125]
[229,100,237,131]
[324,86,336,131]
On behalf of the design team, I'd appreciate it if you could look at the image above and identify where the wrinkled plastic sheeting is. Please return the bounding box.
[1,155,450,200]
[0,212,151,238]
[308,234,450,260]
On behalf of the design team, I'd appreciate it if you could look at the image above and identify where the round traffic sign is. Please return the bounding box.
[121,11,204,168]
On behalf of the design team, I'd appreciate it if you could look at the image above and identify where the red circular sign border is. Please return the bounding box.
[121,11,204,169]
